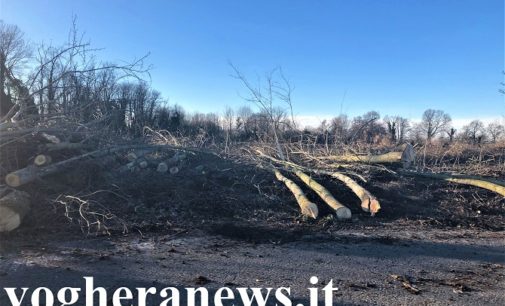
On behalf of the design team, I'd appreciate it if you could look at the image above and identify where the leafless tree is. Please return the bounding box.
[384,115,410,144]
[230,63,295,159]
[329,114,350,144]
[223,106,234,151]
[446,127,456,143]
[0,21,32,117]
[420,109,452,142]
[486,121,504,143]
[462,120,485,144]
[349,111,385,144]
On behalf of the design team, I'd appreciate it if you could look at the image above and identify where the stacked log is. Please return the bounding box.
[0,189,31,232]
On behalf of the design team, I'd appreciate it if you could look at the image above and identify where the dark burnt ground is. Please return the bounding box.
[1,149,504,245]
[1,150,504,305]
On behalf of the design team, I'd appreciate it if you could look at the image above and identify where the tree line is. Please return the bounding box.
[1,20,503,147]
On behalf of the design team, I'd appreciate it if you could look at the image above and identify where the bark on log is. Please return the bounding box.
[318,170,380,215]
[5,165,38,187]
[325,144,415,168]
[274,170,319,219]
[401,171,505,197]
[34,154,52,166]
[255,149,378,215]
[42,142,86,151]
[294,170,351,220]
[0,190,31,232]
[6,145,180,187]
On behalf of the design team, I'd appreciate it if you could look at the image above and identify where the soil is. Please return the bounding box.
[1,150,504,305]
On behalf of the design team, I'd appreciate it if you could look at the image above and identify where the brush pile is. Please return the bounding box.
[1,115,505,234]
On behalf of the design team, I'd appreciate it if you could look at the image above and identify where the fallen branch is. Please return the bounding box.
[401,171,505,197]
[274,170,318,219]
[294,170,352,220]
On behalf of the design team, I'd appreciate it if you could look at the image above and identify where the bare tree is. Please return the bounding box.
[329,114,350,144]
[486,121,504,143]
[384,116,397,143]
[0,21,32,117]
[462,120,485,144]
[384,115,410,144]
[235,105,254,140]
[223,106,234,151]
[420,109,452,142]
[349,111,385,144]
[446,127,456,143]
[230,63,294,159]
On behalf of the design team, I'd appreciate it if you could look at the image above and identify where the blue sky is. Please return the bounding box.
[1,0,503,126]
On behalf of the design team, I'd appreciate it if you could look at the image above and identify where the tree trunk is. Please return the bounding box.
[325,144,415,168]
[0,189,31,232]
[34,154,52,166]
[274,170,318,219]
[294,170,351,220]
[401,171,505,197]
[320,171,380,215]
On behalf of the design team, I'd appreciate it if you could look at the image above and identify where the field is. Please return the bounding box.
[1,125,504,305]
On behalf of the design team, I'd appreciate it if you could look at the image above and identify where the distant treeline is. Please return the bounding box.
[1,20,503,147]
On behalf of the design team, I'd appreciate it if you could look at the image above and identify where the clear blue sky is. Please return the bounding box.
[1,0,503,125]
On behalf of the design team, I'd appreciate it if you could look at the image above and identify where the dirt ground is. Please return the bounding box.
[1,150,504,305]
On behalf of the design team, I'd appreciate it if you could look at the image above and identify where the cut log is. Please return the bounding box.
[255,149,378,216]
[400,144,416,168]
[169,166,179,174]
[126,152,138,161]
[40,132,61,144]
[5,165,38,187]
[6,145,181,187]
[42,142,86,151]
[167,152,186,166]
[294,170,351,220]
[274,170,318,219]
[126,148,156,161]
[318,170,380,215]
[138,160,149,169]
[325,144,415,167]
[401,171,505,197]
[0,190,31,232]
[157,162,168,173]
[34,154,52,166]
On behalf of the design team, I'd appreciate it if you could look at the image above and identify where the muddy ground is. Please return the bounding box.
[1,150,504,305]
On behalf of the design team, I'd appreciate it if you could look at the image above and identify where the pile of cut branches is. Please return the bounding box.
[0,117,197,233]
[250,142,505,221]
